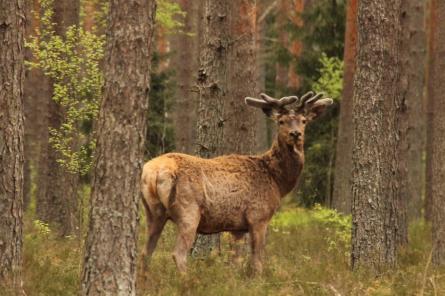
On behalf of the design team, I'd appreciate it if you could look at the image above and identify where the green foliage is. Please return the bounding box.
[312,54,343,100]
[27,0,104,175]
[157,0,186,33]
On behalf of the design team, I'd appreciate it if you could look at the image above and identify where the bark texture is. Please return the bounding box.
[81,0,156,294]
[170,0,202,154]
[429,0,445,265]
[396,0,427,246]
[351,0,401,272]
[192,0,231,256]
[332,0,357,214]
[275,0,289,91]
[36,0,80,236]
[255,3,268,152]
[425,0,437,223]
[0,0,25,290]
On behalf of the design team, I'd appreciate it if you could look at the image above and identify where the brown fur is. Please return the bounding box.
[141,95,332,273]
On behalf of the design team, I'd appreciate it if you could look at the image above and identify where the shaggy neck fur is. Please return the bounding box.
[261,136,304,197]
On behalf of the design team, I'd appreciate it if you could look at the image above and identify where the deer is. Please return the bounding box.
[140,91,333,274]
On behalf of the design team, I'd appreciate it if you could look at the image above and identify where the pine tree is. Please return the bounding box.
[0,0,25,290]
[351,0,402,272]
[81,0,157,294]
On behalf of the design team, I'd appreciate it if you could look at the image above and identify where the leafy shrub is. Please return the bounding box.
[27,0,104,175]
[297,54,343,207]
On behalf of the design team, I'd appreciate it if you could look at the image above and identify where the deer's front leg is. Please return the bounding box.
[249,222,267,274]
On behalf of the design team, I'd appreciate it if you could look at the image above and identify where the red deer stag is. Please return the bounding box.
[141,91,333,273]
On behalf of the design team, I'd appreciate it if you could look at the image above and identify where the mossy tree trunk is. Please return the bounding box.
[81,0,156,294]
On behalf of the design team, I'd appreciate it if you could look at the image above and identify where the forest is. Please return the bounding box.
[1,0,444,295]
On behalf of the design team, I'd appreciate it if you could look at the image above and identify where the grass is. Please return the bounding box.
[21,206,445,296]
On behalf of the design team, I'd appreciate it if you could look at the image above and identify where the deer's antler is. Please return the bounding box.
[294,91,331,114]
[245,93,299,110]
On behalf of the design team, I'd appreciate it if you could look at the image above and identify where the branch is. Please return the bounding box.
[258,0,278,24]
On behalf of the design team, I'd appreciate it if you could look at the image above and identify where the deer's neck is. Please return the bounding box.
[262,137,304,197]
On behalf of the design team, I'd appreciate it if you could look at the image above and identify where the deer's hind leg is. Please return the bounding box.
[171,203,200,273]
[141,197,167,270]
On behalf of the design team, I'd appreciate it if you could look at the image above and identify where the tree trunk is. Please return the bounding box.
[81,0,156,294]
[351,0,401,272]
[287,0,304,90]
[170,0,202,154]
[331,0,357,214]
[192,0,231,257]
[275,0,289,93]
[429,0,445,265]
[396,0,427,246]
[255,1,269,152]
[0,0,25,291]
[425,0,437,223]
[36,0,81,236]
[223,0,257,155]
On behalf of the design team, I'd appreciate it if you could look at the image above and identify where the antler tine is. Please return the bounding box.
[295,91,325,113]
[259,93,282,107]
[279,96,299,107]
[300,91,314,102]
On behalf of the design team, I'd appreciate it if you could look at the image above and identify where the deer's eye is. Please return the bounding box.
[302,119,307,124]
[279,120,285,125]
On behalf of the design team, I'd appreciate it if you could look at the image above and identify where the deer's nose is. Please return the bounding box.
[289,131,302,139]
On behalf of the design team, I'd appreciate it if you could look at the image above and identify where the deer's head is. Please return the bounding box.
[245,92,333,147]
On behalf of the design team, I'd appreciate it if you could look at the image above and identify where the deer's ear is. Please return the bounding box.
[306,98,333,121]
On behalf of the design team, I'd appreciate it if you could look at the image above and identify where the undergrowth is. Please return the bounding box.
[22,206,445,295]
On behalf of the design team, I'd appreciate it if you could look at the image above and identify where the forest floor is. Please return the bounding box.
[22,200,445,296]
